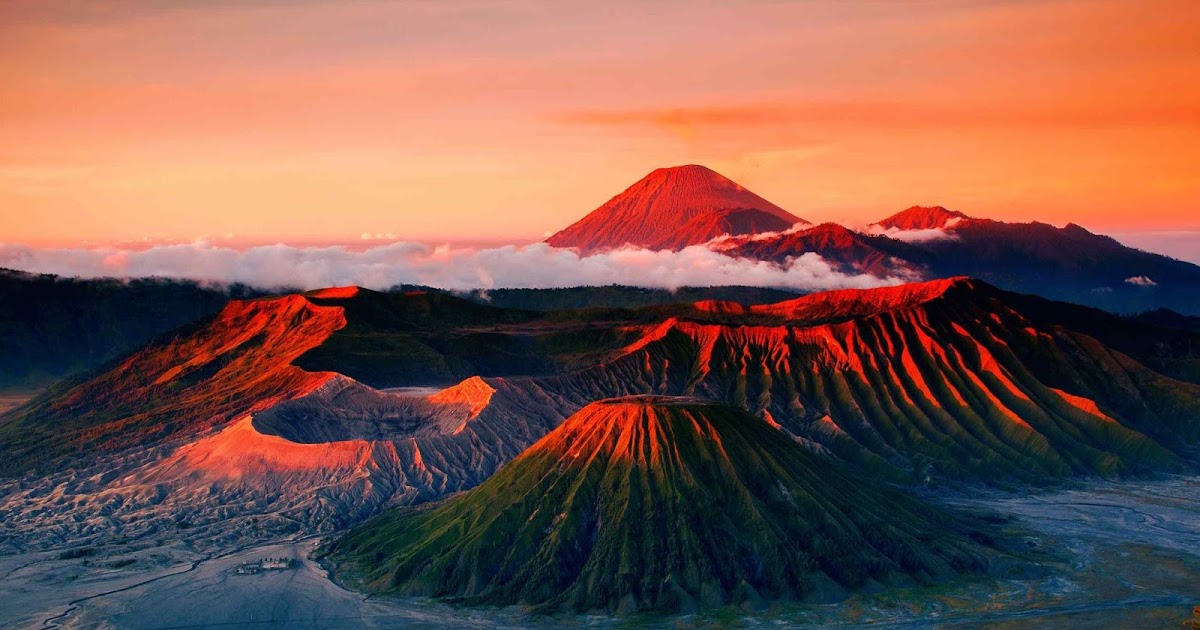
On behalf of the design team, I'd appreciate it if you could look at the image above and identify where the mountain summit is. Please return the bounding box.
[546,164,804,254]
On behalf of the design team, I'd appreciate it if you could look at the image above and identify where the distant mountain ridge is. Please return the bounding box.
[545,166,1200,314]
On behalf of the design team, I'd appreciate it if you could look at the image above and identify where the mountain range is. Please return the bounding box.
[3,164,1200,618]
[547,165,1200,314]
[2,163,1196,394]
[3,278,1197,558]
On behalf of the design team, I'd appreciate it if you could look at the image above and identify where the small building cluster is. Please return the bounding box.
[234,557,298,575]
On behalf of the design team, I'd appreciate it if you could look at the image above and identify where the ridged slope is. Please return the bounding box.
[0,293,347,474]
[332,396,991,613]
[546,165,803,253]
[531,279,1200,482]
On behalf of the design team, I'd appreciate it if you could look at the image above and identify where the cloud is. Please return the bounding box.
[1110,231,1200,265]
[0,240,908,292]
[861,218,963,243]
[558,101,1200,139]
[706,222,814,250]
[1125,275,1158,287]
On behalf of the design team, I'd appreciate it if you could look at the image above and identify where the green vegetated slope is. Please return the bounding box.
[332,396,994,614]
[293,288,639,386]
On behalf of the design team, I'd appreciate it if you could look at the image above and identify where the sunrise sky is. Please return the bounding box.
[2,0,1198,247]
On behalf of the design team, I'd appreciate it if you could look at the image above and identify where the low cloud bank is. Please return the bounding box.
[863,217,963,243]
[0,240,907,292]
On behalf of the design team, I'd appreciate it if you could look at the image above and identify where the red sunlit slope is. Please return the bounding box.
[750,276,965,322]
[0,294,348,469]
[546,164,804,254]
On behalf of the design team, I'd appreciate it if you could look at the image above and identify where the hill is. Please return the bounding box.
[330,396,993,613]
[718,222,931,277]
[879,208,1200,314]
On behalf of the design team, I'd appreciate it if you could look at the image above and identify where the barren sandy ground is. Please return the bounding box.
[2,477,1197,629]
[3,539,573,630]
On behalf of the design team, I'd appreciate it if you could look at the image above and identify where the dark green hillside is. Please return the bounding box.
[293,288,637,386]
[331,397,994,614]
[0,268,263,388]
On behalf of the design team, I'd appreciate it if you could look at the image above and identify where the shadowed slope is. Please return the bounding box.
[293,288,546,386]
[716,203,1200,314]
[546,165,803,253]
[332,397,992,613]
[875,207,1200,314]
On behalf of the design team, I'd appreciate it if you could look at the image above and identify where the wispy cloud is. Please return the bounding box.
[861,217,963,243]
[0,241,907,292]
[706,222,816,251]
[559,101,1200,140]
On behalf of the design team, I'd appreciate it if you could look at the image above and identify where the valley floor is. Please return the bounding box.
[2,477,1198,629]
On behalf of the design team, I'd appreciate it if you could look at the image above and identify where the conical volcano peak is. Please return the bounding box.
[536,396,732,464]
[334,394,992,613]
[646,163,723,179]
[547,165,804,253]
[640,164,751,194]
[605,164,798,222]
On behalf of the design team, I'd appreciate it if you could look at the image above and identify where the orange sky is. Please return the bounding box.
[2,0,1198,246]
